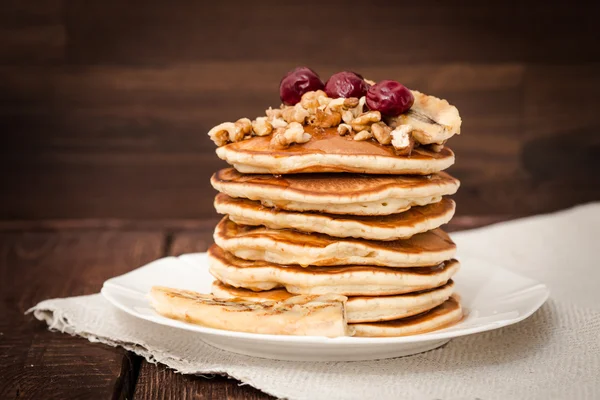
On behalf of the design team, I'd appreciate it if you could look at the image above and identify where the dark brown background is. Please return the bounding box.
[1,1,599,399]
[2,0,599,222]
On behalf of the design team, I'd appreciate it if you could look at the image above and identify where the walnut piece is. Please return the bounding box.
[352,111,381,125]
[371,122,392,145]
[354,130,373,141]
[236,118,252,137]
[282,103,310,124]
[265,107,283,120]
[391,125,415,156]
[252,117,273,137]
[271,117,288,129]
[337,123,352,136]
[308,109,342,128]
[300,90,328,112]
[207,118,252,146]
[342,110,354,124]
[350,111,381,132]
[325,97,359,113]
[270,122,311,149]
[343,97,360,109]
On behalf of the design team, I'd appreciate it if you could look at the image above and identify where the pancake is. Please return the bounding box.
[215,194,455,241]
[212,280,455,323]
[211,168,460,216]
[150,286,350,337]
[352,296,462,337]
[207,245,460,294]
[213,218,457,267]
[216,126,455,175]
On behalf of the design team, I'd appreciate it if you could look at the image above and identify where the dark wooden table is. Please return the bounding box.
[0,216,507,400]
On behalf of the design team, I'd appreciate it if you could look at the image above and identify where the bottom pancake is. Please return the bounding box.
[212,280,455,323]
[352,296,462,337]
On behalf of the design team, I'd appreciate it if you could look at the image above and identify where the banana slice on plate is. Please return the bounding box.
[149,286,352,337]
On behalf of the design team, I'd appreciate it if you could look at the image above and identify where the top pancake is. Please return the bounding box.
[211,168,460,215]
[216,126,455,175]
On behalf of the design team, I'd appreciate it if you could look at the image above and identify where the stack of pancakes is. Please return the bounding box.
[207,124,463,337]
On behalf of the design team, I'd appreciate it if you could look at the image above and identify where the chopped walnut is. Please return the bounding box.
[235,118,252,137]
[352,97,367,118]
[317,95,332,108]
[270,122,311,148]
[391,125,415,156]
[364,78,376,86]
[282,103,310,124]
[252,117,273,137]
[352,111,381,125]
[300,90,328,112]
[343,97,360,109]
[208,122,234,146]
[350,111,381,132]
[337,123,352,136]
[371,122,392,145]
[271,117,288,129]
[325,97,360,113]
[342,110,354,124]
[308,109,342,128]
[354,130,373,141]
[265,107,283,120]
[325,98,345,112]
[207,118,252,146]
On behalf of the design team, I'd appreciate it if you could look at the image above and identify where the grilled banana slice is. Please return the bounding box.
[389,91,461,145]
[149,286,351,337]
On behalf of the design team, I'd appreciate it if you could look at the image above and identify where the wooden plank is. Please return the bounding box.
[63,1,600,65]
[133,363,274,400]
[0,230,165,399]
[0,218,220,232]
[134,228,274,399]
[0,0,65,64]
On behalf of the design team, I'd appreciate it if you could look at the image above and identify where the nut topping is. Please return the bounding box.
[265,107,283,120]
[354,130,373,141]
[351,111,381,125]
[341,110,354,124]
[300,90,328,112]
[371,122,392,145]
[207,70,461,150]
[282,103,310,124]
[270,122,312,149]
[337,123,352,136]
[391,125,415,156]
[271,117,288,129]
[208,118,252,146]
[252,117,273,137]
[308,109,342,128]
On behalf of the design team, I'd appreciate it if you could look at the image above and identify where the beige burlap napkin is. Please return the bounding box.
[29,203,600,400]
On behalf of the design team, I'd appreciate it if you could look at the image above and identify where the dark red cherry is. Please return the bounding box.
[366,80,414,116]
[324,71,369,99]
[279,67,325,105]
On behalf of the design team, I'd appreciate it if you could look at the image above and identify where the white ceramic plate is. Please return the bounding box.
[101,253,549,361]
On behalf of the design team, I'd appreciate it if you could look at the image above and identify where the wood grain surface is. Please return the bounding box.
[0,230,164,399]
[1,1,599,399]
